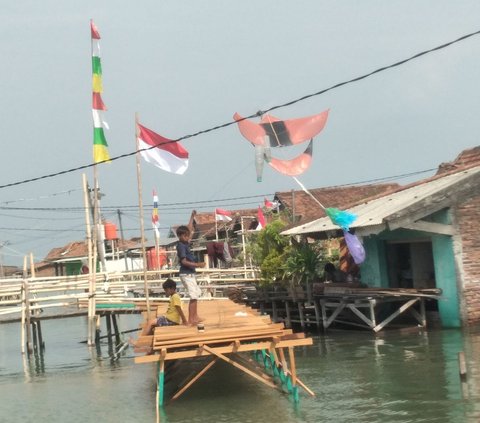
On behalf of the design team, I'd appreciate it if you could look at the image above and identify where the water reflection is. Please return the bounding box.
[1,317,480,422]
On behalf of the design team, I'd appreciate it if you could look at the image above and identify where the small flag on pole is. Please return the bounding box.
[152,189,160,239]
[215,208,232,222]
[256,206,266,230]
[137,123,189,175]
[91,20,110,163]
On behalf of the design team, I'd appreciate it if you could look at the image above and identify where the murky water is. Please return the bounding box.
[0,316,479,422]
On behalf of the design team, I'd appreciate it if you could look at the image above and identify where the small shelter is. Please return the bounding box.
[282,147,480,328]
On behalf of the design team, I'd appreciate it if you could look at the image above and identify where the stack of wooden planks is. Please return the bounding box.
[134,299,314,411]
[135,299,311,362]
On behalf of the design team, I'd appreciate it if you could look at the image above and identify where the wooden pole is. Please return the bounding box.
[158,349,166,408]
[20,279,26,354]
[23,256,32,355]
[134,112,151,316]
[83,174,95,346]
[241,217,247,278]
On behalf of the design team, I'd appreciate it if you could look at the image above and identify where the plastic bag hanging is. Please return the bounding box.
[343,230,366,264]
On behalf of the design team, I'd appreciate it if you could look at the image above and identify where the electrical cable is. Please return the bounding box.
[0,29,478,190]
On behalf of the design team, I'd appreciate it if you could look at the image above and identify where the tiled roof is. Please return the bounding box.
[436,146,480,175]
[276,183,399,224]
[283,162,480,237]
[44,238,139,262]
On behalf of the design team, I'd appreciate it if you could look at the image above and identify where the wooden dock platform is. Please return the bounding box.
[134,299,314,414]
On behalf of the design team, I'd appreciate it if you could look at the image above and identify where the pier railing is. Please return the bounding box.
[0,267,260,321]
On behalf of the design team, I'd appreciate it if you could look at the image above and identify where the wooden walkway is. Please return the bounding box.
[134,299,314,414]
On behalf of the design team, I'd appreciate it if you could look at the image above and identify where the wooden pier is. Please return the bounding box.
[244,285,442,332]
[134,299,314,416]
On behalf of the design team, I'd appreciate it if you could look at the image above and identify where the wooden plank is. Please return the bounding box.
[153,327,292,346]
[153,331,291,350]
[135,338,313,363]
[153,323,287,341]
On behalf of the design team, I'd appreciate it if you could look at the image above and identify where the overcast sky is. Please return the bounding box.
[1,1,479,267]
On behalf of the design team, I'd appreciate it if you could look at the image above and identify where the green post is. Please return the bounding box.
[158,360,165,408]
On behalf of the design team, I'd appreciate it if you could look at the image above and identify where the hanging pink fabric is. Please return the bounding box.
[268,141,313,176]
[233,110,329,146]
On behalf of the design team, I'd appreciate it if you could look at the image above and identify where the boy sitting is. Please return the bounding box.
[141,278,188,336]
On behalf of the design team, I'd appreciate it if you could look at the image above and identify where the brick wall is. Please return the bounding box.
[455,196,480,325]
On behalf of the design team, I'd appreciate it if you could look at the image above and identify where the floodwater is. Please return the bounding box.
[0,315,479,423]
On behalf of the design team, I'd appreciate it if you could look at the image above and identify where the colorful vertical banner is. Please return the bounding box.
[152,189,160,239]
[91,20,110,163]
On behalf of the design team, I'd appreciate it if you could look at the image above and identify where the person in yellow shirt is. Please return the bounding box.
[141,278,188,336]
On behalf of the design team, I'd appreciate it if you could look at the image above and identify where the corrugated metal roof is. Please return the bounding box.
[282,166,480,236]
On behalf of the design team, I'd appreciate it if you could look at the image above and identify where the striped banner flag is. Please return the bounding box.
[91,20,110,163]
[152,189,160,239]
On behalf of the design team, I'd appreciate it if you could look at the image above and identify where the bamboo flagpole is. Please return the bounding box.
[135,113,151,316]
[82,174,95,345]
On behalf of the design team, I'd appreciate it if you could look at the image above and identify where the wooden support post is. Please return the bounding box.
[285,300,292,328]
[157,349,167,409]
[420,298,427,327]
[95,315,101,346]
[297,302,306,330]
[288,346,299,402]
[36,319,44,352]
[105,314,113,355]
[313,298,321,330]
[458,351,467,380]
[32,320,38,354]
[20,283,26,355]
[23,261,33,355]
[111,313,121,346]
[369,300,377,328]
[272,300,278,323]
[288,346,297,387]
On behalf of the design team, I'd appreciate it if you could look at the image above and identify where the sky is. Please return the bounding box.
[1,1,480,267]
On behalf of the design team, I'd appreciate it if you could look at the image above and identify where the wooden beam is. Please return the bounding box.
[135,337,313,363]
[171,358,218,401]
[392,220,454,235]
[202,345,277,389]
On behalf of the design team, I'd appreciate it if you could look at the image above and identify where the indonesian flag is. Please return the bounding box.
[91,20,110,164]
[215,208,232,222]
[137,123,189,175]
[256,206,266,230]
[264,198,279,210]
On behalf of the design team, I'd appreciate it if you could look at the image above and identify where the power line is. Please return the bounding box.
[0,164,438,213]
[0,29,478,191]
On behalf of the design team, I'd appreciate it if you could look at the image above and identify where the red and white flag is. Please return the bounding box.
[137,123,189,175]
[264,198,279,210]
[215,208,232,222]
[256,206,266,230]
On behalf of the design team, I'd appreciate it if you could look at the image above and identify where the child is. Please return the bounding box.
[141,278,187,336]
[176,225,205,325]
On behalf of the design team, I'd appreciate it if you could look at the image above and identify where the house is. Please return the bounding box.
[282,146,480,328]
[42,237,143,276]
